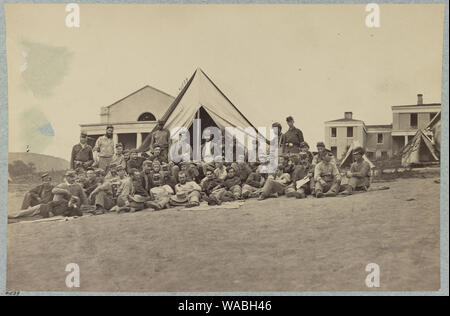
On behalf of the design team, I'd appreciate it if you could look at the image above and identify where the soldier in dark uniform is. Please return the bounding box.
[280,116,304,154]
[70,132,94,170]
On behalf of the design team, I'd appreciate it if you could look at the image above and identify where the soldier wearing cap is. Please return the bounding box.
[280,116,304,154]
[149,145,169,164]
[111,142,126,170]
[340,147,371,195]
[20,172,54,210]
[126,149,145,173]
[94,125,115,171]
[71,132,94,170]
[300,141,313,163]
[149,120,170,162]
[314,149,341,198]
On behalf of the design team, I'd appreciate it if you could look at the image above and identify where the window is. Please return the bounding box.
[331,127,337,138]
[137,112,156,121]
[377,133,383,144]
[410,113,418,128]
[331,146,337,157]
[347,127,353,137]
[381,151,388,160]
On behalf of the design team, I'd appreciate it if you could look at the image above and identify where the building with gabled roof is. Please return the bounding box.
[80,85,175,150]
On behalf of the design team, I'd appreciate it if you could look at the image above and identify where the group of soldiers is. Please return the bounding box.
[9,117,372,219]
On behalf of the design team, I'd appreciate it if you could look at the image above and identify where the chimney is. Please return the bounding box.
[417,94,423,105]
[344,112,353,120]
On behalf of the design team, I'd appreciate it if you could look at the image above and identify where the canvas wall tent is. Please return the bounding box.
[139,68,266,152]
[426,111,441,152]
[401,129,439,167]
[339,140,375,169]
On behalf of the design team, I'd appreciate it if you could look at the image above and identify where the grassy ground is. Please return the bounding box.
[7,173,441,292]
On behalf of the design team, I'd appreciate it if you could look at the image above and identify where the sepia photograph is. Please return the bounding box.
[1,2,448,296]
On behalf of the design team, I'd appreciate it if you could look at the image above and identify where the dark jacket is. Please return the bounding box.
[71,144,94,169]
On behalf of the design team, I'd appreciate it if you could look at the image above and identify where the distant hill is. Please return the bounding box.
[9,152,69,172]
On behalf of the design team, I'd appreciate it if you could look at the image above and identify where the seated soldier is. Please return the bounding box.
[146,170,174,211]
[10,170,88,219]
[20,172,54,210]
[88,172,114,215]
[170,171,202,208]
[223,166,243,200]
[148,145,169,164]
[300,141,314,163]
[242,164,266,199]
[127,149,145,173]
[105,162,119,180]
[234,155,252,184]
[114,169,150,213]
[179,162,200,183]
[285,154,311,199]
[110,166,133,213]
[44,170,88,217]
[140,159,153,193]
[340,147,371,195]
[148,160,174,190]
[109,164,128,201]
[83,169,99,196]
[123,149,131,165]
[111,143,126,169]
[258,166,291,200]
[278,155,288,173]
[310,141,338,195]
[314,149,341,198]
[214,161,227,181]
[130,168,149,197]
[201,167,234,205]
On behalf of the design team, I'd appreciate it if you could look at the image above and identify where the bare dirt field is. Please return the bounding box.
[6,175,441,293]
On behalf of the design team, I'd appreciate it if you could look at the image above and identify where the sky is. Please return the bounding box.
[5,4,445,161]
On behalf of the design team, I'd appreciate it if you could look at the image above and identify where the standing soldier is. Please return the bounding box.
[70,132,94,170]
[150,120,171,162]
[280,116,304,154]
[94,125,115,171]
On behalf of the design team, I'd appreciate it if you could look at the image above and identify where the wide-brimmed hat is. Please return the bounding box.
[170,192,188,204]
[129,195,147,203]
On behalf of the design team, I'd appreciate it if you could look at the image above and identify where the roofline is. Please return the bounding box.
[391,103,441,109]
[324,120,365,124]
[366,124,393,128]
[325,119,365,123]
[106,85,175,109]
